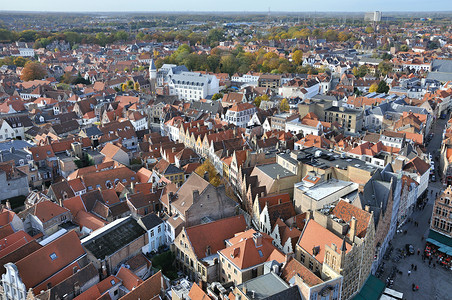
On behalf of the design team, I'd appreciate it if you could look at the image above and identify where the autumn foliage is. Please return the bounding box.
[21,61,46,81]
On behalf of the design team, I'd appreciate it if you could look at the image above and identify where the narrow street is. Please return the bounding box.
[378,118,450,299]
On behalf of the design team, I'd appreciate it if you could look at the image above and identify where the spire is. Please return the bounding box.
[149,58,156,71]
[341,236,347,252]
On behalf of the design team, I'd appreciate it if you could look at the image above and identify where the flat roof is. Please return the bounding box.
[82,217,146,259]
[296,179,357,201]
[237,272,288,299]
[256,163,295,179]
[296,147,380,173]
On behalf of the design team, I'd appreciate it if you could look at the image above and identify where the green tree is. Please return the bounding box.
[220,55,238,75]
[376,80,389,93]
[378,61,393,76]
[254,94,269,108]
[365,26,374,34]
[207,28,225,46]
[211,93,224,100]
[95,32,107,47]
[115,30,128,41]
[356,65,368,78]
[400,44,409,52]
[13,56,27,67]
[280,98,290,112]
[292,50,303,65]
[134,82,140,91]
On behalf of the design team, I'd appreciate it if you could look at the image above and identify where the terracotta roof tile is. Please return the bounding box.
[184,215,247,259]
[297,219,350,264]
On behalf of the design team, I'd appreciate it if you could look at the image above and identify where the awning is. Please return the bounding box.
[427,230,452,255]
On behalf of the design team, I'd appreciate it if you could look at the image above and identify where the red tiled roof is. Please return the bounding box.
[332,200,371,238]
[184,215,247,259]
[298,219,350,264]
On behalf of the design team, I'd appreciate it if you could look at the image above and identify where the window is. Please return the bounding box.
[150,229,154,237]
[309,260,313,270]
[49,253,57,260]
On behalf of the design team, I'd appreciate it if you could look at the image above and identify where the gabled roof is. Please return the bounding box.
[332,200,371,238]
[297,219,350,264]
[120,270,163,300]
[138,213,163,231]
[280,257,323,287]
[116,266,143,292]
[28,200,70,223]
[170,172,210,215]
[402,156,430,175]
[184,215,247,260]
[220,230,285,270]
[15,231,86,291]
[188,283,210,300]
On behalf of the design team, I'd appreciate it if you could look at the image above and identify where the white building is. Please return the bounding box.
[0,120,19,142]
[285,118,325,136]
[231,72,260,83]
[12,48,35,57]
[168,72,219,101]
[2,263,27,300]
[138,213,166,254]
[224,102,256,128]
[279,78,319,99]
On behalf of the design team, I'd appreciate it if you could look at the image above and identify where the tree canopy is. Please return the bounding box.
[21,61,46,81]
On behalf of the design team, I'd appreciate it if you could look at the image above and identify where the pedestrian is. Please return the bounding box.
[414,265,417,271]
[408,270,411,276]
[411,264,414,270]
[418,249,420,255]
[412,283,415,289]
[433,263,436,268]
[429,260,431,266]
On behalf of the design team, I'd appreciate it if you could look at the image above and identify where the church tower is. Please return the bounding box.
[149,58,157,96]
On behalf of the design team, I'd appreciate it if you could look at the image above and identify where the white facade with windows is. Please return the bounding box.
[1,263,27,300]
[0,120,18,142]
[224,103,256,128]
[168,72,219,101]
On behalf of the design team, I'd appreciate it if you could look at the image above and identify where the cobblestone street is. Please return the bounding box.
[378,118,451,299]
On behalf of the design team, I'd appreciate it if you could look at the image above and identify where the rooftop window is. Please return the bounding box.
[49,253,57,260]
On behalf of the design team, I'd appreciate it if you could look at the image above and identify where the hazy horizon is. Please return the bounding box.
[1,0,450,13]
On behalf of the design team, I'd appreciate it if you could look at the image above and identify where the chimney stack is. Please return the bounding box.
[252,232,262,247]
[349,217,357,243]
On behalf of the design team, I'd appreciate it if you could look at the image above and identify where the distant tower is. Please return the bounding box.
[149,58,157,96]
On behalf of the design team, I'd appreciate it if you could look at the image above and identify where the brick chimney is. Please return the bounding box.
[253,232,263,247]
[349,217,357,243]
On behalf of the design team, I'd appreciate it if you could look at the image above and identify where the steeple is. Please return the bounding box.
[149,59,157,96]
[149,59,157,80]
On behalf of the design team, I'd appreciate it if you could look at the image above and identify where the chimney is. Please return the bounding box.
[364,205,370,212]
[242,284,247,295]
[203,171,209,182]
[253,232,262,247]
[193,190,199,202]
[331,243,337,252]
[349,217,357,242]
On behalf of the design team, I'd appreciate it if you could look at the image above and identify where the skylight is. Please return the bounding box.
[50,252,57,260]
[258,250,263,257]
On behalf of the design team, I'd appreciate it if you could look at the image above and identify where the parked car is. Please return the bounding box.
[432,175,436,182]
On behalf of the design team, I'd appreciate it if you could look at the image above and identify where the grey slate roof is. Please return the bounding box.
[139,213,163,230]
